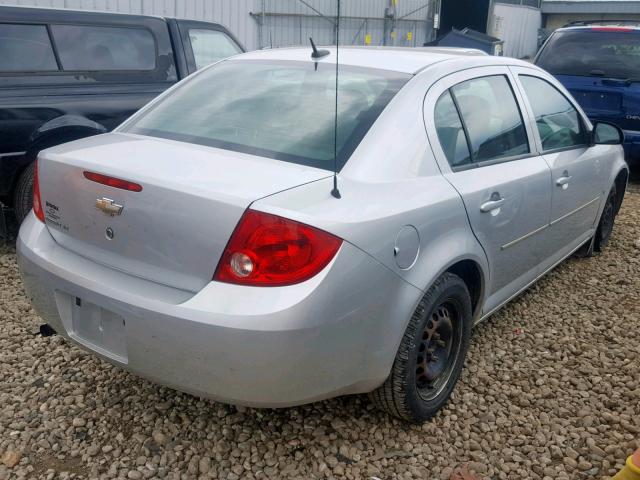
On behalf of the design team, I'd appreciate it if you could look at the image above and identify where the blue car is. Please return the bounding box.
[535,21,640,166]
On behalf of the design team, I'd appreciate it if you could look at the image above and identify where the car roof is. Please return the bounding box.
[0,4,219,24]
[558,24,640,32]
[234,46,489,75]
[0,4,163,19]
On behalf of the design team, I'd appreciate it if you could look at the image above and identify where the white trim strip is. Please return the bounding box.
[501,223,549,251]
[0,151,26,158]
[476,229,595,326]
[500,196,601,251]
[550,196,601,226]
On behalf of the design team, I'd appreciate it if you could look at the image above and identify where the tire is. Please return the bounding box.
[13,161,35,223]
[370,272,473,423]
[594,185,617,252]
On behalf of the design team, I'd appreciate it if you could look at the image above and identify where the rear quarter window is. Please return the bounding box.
[51,24,156,71]
[0,23,58,72]
[434,91,471,168]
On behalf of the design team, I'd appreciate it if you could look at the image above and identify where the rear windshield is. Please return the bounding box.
[123,60,410,171]
[537,30,640,79]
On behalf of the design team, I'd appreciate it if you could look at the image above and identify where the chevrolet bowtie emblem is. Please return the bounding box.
[95,197,123,216]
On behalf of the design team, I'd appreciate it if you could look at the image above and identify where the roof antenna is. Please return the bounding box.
[309,37,329,60]
[309,37,329,71]
[330,0,341,199]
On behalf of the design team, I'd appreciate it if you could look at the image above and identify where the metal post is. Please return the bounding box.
[365,18,368,45]
[262,0,267,49]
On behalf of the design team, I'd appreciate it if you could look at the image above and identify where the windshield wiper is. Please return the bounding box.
[587,70,640,85]
[600,76,640,86]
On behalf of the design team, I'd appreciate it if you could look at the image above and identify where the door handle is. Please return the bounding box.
[556,171,572,187]
[480,197,505,213]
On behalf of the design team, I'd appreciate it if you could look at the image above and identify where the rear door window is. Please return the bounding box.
[188,29,242,70]
[0,23,58,72]
[434,91,472,168]
[51,24,156,71]
[519,75,589,151]
[451,75,529,163]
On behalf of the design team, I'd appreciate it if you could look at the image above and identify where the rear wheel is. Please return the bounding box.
[594,185,617,252]
[370,272,472,423]
[13,161,35,223]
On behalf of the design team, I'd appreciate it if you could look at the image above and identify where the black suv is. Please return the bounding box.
[0,6,243,227]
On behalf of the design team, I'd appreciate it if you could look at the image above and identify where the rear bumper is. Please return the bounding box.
[17,213,421,407]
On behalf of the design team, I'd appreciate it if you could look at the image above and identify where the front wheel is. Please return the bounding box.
[370,272,472,423]
[594,185,617,252]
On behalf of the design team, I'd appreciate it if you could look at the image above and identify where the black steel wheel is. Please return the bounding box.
[415,300,463,401]
[370,272,472,423]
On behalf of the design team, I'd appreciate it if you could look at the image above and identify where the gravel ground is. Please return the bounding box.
[1,184,639,480]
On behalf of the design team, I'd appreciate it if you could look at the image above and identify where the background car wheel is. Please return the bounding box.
[595,185,617,252]
[13,161,35,223]
[370,272,472,423]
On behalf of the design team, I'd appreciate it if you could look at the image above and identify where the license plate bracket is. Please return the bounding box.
[56,292,128,363]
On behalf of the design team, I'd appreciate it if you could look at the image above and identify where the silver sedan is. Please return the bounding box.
[18,46,628,423]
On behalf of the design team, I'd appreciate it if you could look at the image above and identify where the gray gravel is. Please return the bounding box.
[1,185,639,480]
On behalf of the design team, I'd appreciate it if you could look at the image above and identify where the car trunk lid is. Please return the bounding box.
[38,133,330,292]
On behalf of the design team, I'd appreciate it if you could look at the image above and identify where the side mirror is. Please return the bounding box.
[592,121,624,146]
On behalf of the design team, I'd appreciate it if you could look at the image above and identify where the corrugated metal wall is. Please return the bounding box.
[0,0,435,50]
[491,3,541,58]
[256,0,434,48]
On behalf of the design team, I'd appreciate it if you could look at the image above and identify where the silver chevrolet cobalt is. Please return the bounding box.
[18,46,628,423]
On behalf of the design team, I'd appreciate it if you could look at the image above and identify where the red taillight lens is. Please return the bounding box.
[83,171,142,192]
[214,210,342,286]
[592,27,633,32]
[33,160,45,223]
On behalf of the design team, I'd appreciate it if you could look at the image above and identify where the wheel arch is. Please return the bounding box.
[27,115,108,157]
[444,258,485,321]
[613,167,629,215]
[6,115,108,212]
[9,115,108,203]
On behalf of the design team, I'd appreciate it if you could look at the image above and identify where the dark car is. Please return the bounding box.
[0,5,244,228]
[535,21,640,167]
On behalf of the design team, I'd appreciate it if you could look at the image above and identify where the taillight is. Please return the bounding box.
[592,27,633,32]
[214,210,342,286]
[83,171,143,192]
[33,160,45,223]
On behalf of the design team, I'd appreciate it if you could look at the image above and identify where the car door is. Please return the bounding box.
[424,67,552,315]
[511,67,607,268]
